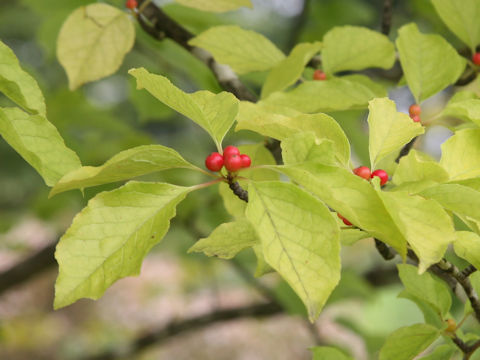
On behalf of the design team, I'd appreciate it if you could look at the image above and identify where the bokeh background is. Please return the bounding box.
[0,0,476,359]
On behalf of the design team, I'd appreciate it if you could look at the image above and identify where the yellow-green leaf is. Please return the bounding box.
[50,145,199,197]
[0,107,81,186]
[393,150,449,185]
[454,231,480,270]
[322,26,395,74]
[54,182,191,309]
[281,132,337,166]
[175,0,252,12]
[440,129,480,180]
[189,25,285,74]
[261,41,322,98]
[442,99,480,127]
[129,68,238,151]
[0,40,46,115]
[57,3,135,89]
[246,181,340,321]
[368,98,424,169]
[188,219,258,259]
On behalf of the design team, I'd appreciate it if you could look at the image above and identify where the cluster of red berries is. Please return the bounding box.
[126,0,138,9]
[473,52,480,66]
[313,69,327,81]
[205,146,251,173]
[337,166,389,226]
[408,104,421,123]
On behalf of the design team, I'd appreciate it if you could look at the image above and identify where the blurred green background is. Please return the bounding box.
[0,0,476,359]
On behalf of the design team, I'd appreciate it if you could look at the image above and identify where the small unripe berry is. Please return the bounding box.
[411,115,421,123]
[445,318,456,333]
[224,154,243,172]
[125,0,138,9]
[473,52,480,66]
[205,152,224,172]
[337,213,352,226]
[223,145,240,158]
[240,154,251,168]
[353,166,371,180]
[313,69,327,81]
[409,104,421,117]
[371,169,388,186]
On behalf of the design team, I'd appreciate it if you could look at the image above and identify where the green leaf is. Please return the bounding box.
[54,182,191,309]
[237,104,351,166]
[396,23,466,102]
[280,163,408,257]
[50,145,199,197]
[440,129,480,180]
[0,107,81,186]
[431,0,480,52]
[246,181,340,321]
[398,290,445,328]
[263,74,386,113]
[189,25,285,74]
[393,150,449,185]
[57,4,135,90]
[454,231,480,269]
[281,132,337,166]
[174,0,252,12]
[252,244,274,277]
[0,40,46,115]
[188,219,258,259]
[442,99,480,126]
[311,346,353,360]
[129,68,238,151]
[322,26,395,74]
[378,192,454,273]
[379,324,440,360]
[368,98,424,169]
[261,42,322,98]
[397,264,452,318]
[417,344,457,360]
[340,228,371,246]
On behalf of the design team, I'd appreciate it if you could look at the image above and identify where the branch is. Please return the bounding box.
[82,301,282,360]
[395,137,417,163]
[228,179,249,202]
[136,0,257,102]
[0,241,57,296]
[380,0,393,36]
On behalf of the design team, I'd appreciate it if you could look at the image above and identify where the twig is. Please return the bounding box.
[374,239,396,260]
[461,265,477,279]
[0,241,57,296]
[228,179,249,202]
[81,301,283,360]
[136,0,257,102]
[395,137,417,163]
[380,0,393,36]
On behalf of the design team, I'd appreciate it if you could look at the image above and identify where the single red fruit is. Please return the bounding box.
[353,166,371,180]
[337,213,352,226]
[409,104,421,117]
[224,154,243,172]
[223,145,240,158]
[473,52,480,66]
[125,0,138,9]
[240,154,251,168]
[205,152,224,172]
[313,69,327,81]
[371,169,388,186]
[411,115,421,123]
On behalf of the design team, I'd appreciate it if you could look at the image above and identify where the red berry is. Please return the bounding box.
[353,166,371,180]
[473,52,480,66]
[240,154,251,168]
[205,152,224,172]
[409,104,421,117]
[125,0,138,9]
[223,145,240,158]
[371,169,388,186]
[337,213,352,226]
[313,70,327,81]
[411,115,421,123]
[224,154,243,172]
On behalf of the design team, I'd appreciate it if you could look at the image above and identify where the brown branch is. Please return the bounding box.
[395,137,417,163]
[82,301,283,360]
[136,0,257,102]
[0,241,57,296]
[461,265,477,279]
[380,0,393,36]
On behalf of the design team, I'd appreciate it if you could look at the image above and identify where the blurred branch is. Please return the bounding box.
[83,301,283,360]
[136,0,257,102]
[395,138,417,163]
[0,241,57,296]
[380,0,393,36]
[286,0,310,51]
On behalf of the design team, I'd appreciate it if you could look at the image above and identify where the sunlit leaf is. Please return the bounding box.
[54,182,191,309]
[246,181,340,321]
[442,99,480,126]
[175,0,252,12]
[454,231,480,270]
[311,346,353,360]
[393,150,449,185]
[57,3,135,89]
[281,132,337,166]
[440,129,480,180]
